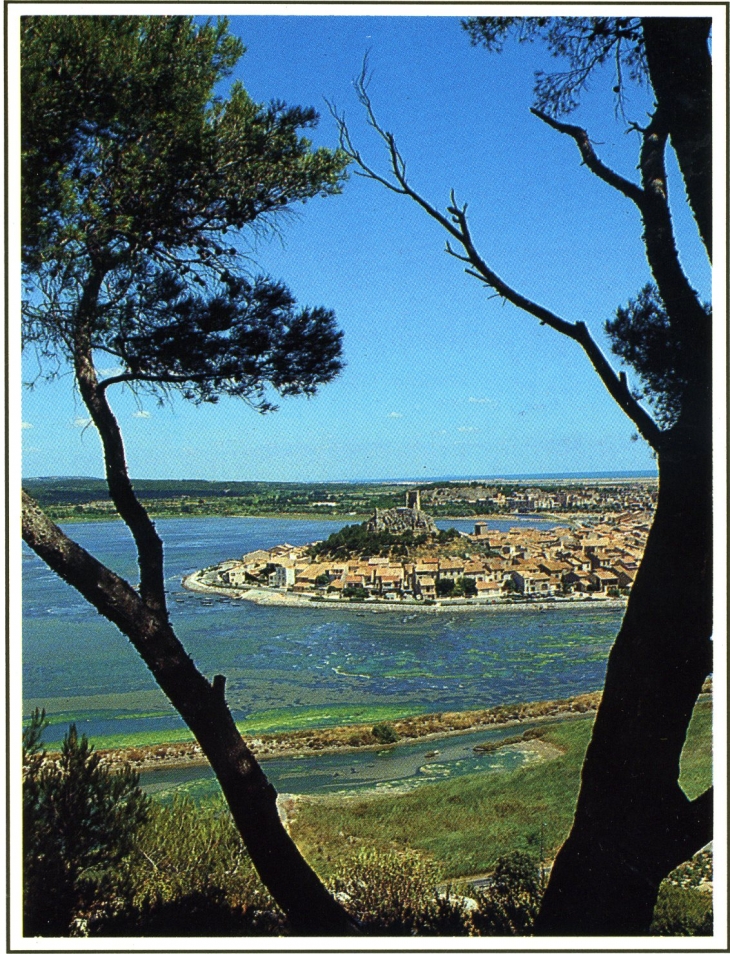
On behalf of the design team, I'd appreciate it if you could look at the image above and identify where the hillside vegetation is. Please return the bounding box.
[289,698,712,881]
[309,523,465,560]
[25,699,711,937]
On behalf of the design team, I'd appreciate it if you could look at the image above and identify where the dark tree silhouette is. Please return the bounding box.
[331,16,713,934]
[21,16,357,934]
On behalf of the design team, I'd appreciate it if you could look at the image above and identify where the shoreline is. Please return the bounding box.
[52,510,578,526]
[92,684,712,776]
[182,571,627,613]
[98,687,712,775]
[49,504,584,526]
[99,692,609,773]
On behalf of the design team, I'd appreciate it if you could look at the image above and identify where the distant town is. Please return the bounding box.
[185,485,654,607]
[416,478,656,518]
[24,475,658,522]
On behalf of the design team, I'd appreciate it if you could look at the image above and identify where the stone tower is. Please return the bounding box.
[405,489,421,511]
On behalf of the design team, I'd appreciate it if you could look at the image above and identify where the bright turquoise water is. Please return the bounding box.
[23,517,621,746]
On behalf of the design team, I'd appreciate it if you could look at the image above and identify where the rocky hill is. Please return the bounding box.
[365,506,437,536]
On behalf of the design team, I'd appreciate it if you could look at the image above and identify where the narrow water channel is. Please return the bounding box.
[139,719,567,800]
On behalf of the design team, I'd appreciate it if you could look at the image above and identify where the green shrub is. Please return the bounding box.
[372,722,399,744]
[96,888,283,937]
[454,577,477,598]
[651,884,713,936]
[91,795,282,935]
[469,850,543,936]
[329,848,470,936]
[23,710,149,937]
[436,578,455,598]
[343,585,369,600]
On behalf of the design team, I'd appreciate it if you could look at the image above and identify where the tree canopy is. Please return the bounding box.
[462,16,711,255]
[462,17,647,116]
[22,15,348,408]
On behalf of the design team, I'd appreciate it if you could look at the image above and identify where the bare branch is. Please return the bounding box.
[531,106,707,342]
[531,108,645,206]
[337,90,665,450]
[327,101,407,197]
[445,241,471,264]
[572,322,664,447]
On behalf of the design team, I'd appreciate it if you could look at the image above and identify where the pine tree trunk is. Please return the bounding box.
[535,421,713,934]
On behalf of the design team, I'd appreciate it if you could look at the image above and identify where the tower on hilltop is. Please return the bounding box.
[405,489,421,510]
[367,488,436,536]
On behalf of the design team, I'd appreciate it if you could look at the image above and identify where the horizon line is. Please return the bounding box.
[23,469,659,485]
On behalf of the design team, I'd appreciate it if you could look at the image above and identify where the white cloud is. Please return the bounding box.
[388,412,403,419]
[74,417,92,428]
[468,396,496,406]
[21,421,33,430]
[457,426,478,433]
[133,410,151,419]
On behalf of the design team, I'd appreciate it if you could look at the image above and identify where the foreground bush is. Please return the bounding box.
[328,847,545,936]
[651,884,712,936]
[96,888,283,937]
[469,850,544,936]
[23,711,149,937]
[91,796,283,936]
[23,713,282,938]
[329,848,470,935]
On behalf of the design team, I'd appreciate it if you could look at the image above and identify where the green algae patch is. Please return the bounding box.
[236,704,426,736]
[59,727,196,752]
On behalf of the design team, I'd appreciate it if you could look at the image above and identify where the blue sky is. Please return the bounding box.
[21,14,711,482]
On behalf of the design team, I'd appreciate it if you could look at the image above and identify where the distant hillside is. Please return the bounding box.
[21,477,410,520]
[23,477,339,505]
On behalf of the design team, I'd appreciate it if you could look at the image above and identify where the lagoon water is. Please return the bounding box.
[23,516,622,751]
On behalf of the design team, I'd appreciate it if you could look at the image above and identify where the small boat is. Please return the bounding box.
[425,750,439,759]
